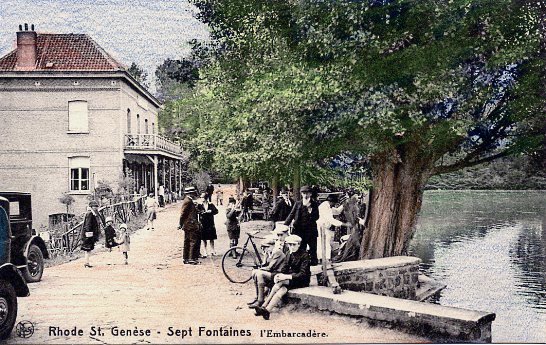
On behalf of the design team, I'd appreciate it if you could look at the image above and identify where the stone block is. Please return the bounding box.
[386,278,394,290]
[287,287,496,343]
[387,269,397,276]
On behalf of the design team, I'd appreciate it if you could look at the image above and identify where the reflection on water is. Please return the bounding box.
[409,190,546,343]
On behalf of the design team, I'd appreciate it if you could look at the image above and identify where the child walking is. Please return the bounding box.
[117,223,131,265]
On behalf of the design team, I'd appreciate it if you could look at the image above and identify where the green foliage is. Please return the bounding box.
[117,168,136,196]
[172,0,544,185]
[94,180,114,203]
[191,171,211,192]
[127,62,150,89]
[58,192,75,214]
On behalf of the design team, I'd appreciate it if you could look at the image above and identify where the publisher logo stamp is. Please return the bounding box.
[15,320,34,338]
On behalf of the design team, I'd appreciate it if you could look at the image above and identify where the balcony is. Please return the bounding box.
[124,134,184,159]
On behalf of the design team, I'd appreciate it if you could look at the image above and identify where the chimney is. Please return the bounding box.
[16,23,37,70]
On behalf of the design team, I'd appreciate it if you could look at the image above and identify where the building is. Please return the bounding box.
[0,24,184,227]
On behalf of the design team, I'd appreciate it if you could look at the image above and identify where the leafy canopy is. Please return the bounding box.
[169,0,544,182]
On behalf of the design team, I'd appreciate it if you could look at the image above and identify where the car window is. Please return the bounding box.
[9,201,20,217]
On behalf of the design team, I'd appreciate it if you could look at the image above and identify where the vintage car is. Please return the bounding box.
[0,196,30,339]
[0,192,49,283]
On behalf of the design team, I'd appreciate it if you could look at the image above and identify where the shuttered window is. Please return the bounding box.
[68,101,89,132]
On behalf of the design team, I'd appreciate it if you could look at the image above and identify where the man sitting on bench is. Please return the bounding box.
[248,234,287,308]
[254,234,311,320]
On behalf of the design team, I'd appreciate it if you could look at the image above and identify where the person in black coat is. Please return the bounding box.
[197,194,219,257]
[205,184,214,203]
[104,216,118,251]
[284,186,320,265]
[225,197,241,256]
[81,200,100,268]
[179,186,201,264]
[254,234,310,320]
[270,193,293,224]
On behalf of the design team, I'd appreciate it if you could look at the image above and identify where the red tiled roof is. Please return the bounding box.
[0,33,125,71]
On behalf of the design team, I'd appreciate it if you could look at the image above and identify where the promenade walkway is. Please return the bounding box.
[10,202,425,343]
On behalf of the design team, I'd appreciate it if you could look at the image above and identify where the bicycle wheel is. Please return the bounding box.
[222,247,259,283]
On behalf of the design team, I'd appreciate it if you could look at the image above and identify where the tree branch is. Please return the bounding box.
[432,150,511,175]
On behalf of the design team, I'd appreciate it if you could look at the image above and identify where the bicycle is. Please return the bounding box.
[222,230,265,283]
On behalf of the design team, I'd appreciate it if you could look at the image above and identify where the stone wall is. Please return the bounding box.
[317,256,421,299]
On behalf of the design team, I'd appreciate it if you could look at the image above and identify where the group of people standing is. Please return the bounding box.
[178,187,220,264]
[80,200,131,267]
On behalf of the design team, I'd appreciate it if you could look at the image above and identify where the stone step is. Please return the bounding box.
[415,274,447,302]
[287,286,495,343]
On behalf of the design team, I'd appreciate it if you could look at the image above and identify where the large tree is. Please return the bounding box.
[183,0,544,258]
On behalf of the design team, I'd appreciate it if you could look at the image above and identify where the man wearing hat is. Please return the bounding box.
[81,200,100,268]
[317,193,345,262]
[225,196,241,253]
[254,234,311,320]
[248,234,287,308]
[284,185,320,265]
[179,186,201,264]
[270,192,293,224]
[272,223,290,254]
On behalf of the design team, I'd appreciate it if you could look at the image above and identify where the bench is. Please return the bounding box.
[287,286,495,343]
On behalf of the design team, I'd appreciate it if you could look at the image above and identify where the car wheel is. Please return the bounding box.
[23,245,44,283]
[0,280,17,340]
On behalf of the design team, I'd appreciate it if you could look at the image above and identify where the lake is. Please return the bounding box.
[409,190,546,342]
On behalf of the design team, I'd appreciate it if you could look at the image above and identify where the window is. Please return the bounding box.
[68,101,88,132]
[69,157,90,192]
[152,122,155,134]
[145,119,149,134]
[9,202,20,217]
[127,109,131,134]
[137,114,140,134]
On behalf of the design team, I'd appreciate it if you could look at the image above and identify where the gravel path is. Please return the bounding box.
[10,202,426,344]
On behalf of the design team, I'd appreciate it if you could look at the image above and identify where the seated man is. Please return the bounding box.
[272,223,290,254]
[255,234,311,320]
[248,235,287,308]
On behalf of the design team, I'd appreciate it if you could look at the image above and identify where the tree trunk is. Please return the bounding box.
[360,146,433,259]
[271,175,279,208]
[292,166,301,201]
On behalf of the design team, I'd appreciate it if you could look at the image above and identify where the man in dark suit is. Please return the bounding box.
[179,186,201,264]
[270,192,293,224]
[284,186,320,265]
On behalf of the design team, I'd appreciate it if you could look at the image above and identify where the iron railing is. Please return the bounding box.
[48,195,146,255]
[124,134,183,156]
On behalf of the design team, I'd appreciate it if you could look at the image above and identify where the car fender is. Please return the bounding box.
[24,235,50,260]
[0,263,29,297]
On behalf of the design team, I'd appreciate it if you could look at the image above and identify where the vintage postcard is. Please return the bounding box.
[0,0,544,344]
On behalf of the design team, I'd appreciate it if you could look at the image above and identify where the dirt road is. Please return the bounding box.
[10,202,425,344]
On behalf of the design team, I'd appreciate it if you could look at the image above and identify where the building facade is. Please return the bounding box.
[0,25,184,227]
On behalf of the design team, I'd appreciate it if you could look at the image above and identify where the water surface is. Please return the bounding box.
[409,190,546,343]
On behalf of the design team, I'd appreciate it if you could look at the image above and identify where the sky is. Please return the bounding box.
[0,0,210,91]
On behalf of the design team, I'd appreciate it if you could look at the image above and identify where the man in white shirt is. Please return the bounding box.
[317,194,345,262]
[158,185,165,207]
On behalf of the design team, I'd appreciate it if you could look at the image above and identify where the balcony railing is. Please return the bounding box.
[124,134,183,156]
